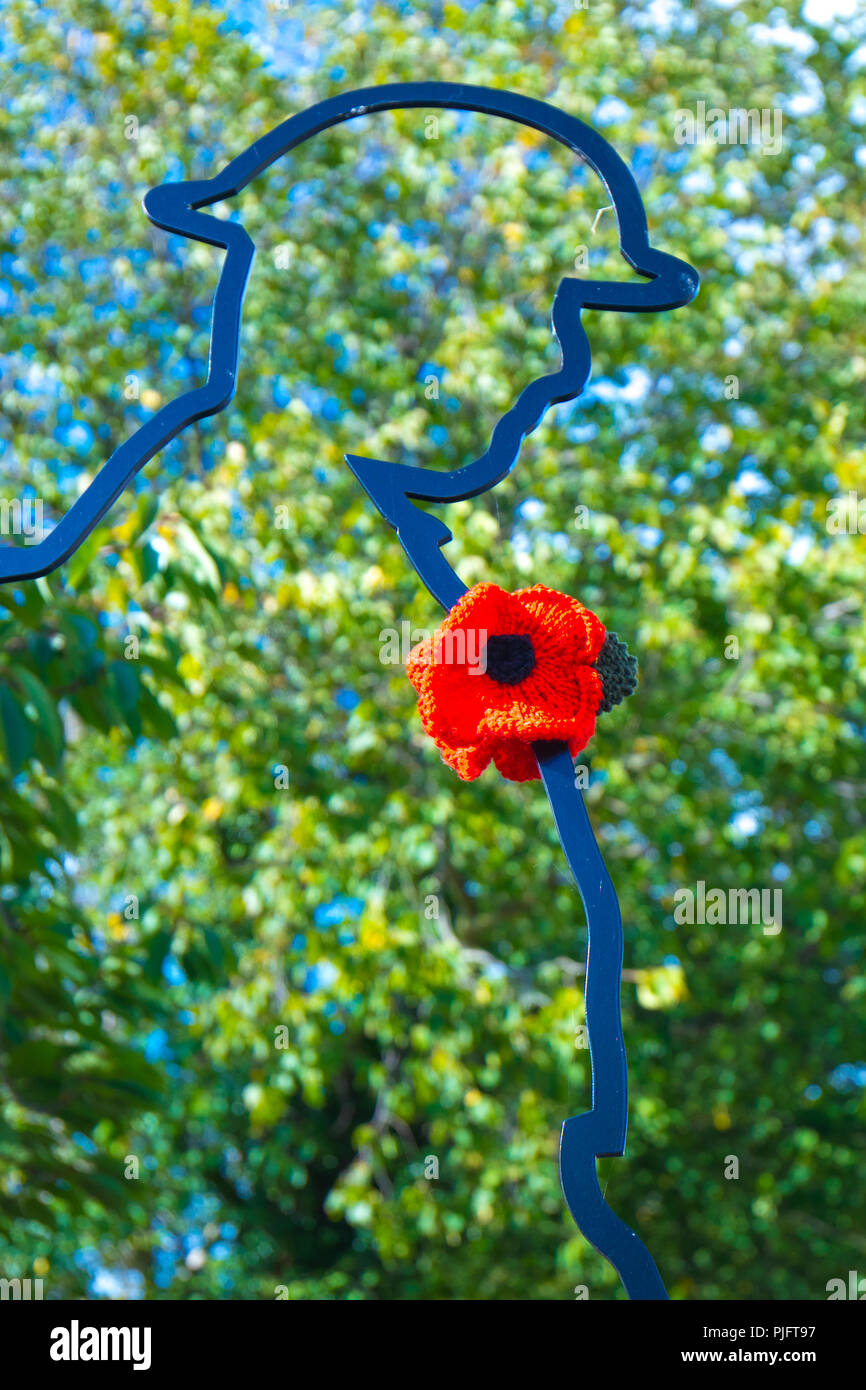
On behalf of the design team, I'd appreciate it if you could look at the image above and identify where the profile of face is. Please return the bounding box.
[0,83,699,597]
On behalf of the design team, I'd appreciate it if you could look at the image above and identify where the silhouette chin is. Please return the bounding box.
[344,452,453,548]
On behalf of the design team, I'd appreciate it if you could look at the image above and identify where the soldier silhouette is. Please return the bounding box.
[0,83,698,1301]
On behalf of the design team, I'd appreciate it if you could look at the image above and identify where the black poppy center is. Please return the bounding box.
[484,633,536,685]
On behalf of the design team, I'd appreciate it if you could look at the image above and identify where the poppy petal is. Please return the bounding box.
[514,584,607,662]
[477,665,603,743]
[437,740,493,781]
[491,740,542,782]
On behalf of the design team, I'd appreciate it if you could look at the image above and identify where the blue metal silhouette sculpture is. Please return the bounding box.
[0,83,698,1299]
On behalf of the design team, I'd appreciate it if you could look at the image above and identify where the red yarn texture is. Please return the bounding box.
[406,582,606,782]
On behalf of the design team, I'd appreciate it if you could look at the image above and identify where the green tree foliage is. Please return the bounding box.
[0,0,864,1298]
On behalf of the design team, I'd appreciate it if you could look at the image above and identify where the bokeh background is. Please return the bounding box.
[1,0,864,1300]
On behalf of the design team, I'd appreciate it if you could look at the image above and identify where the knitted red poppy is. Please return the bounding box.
[406,582,637,782]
